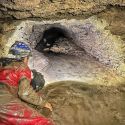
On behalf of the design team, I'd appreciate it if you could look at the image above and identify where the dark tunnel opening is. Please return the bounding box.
[35,27,71,53]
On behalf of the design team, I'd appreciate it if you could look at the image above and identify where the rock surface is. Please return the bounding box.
[41,81,125,125]
[0,18,125,85]
[0,1,125,125]
[0,0,125,20]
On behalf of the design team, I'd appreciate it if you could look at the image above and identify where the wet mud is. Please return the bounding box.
[40,81,125,125]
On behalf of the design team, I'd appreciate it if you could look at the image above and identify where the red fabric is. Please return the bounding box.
[0,96,53,125]
[0,66,31,87]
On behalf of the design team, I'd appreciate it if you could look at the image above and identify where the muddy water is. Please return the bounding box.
[40,81,125,125]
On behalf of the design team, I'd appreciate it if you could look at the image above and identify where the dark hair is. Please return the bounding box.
[0,58,22,67]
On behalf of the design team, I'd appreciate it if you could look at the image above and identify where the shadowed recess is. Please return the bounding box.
[35,26,73,53]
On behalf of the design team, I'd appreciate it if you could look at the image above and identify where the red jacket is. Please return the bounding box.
[0,65,31,87]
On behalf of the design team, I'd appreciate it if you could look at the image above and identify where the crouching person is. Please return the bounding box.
[0,41,53,125]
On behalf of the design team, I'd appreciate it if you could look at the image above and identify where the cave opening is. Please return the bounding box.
[35,26,73,54]
[27,20,123,84]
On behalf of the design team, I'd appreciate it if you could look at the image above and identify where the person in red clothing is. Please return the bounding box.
[0,41,53,125]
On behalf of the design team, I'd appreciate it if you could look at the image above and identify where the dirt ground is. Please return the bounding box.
[39,81,125,125]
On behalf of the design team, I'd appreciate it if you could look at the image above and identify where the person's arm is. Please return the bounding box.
[18,77,45,106]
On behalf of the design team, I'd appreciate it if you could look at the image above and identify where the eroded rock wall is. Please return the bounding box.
[0,0,125,20]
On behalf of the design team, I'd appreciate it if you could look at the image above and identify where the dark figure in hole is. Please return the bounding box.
[35,27,66,52]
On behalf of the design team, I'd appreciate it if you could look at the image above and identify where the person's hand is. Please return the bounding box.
[31,69,45,91]
[44,102,53,112]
